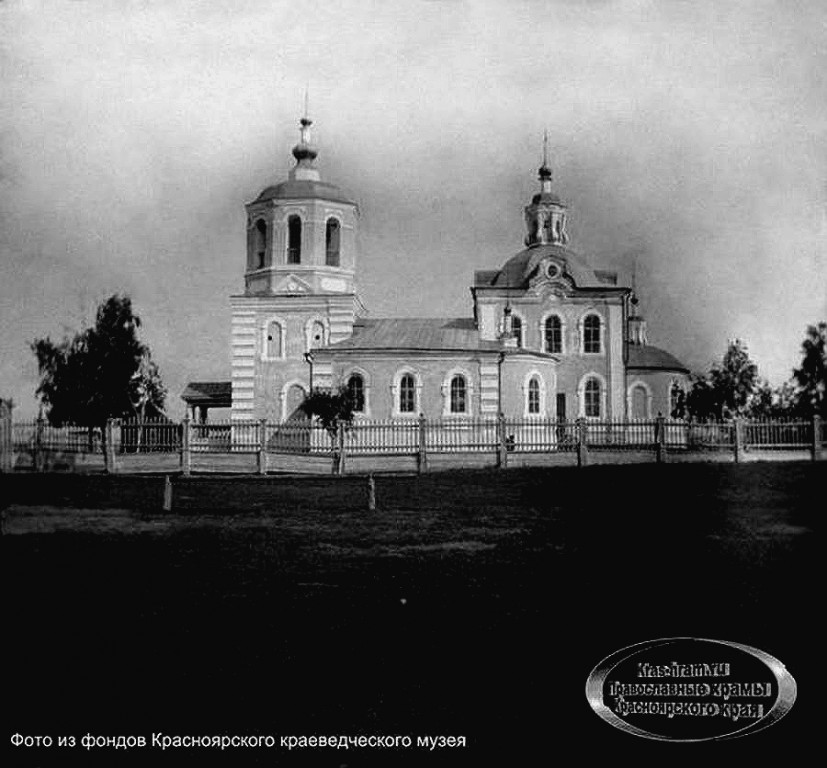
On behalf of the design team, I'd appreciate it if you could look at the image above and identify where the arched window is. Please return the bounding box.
[449,375,467,414]
[631,384,648,419]
[545,315,562,353]
[585,377,601,417]
[309,320,325,350]
[583,314,601,353]
[528,377,541,415]
[267,321,282,358]
[287,215,302,264]
[347,374,365,413]
[399,373,416,413]
[254,220,267,268]
[511,315,523,348]
[325,218,340,267]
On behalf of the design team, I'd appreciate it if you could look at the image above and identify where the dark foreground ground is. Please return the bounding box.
[2,463,822,766]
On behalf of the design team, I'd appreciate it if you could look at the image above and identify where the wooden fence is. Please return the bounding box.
[2,413,823,474]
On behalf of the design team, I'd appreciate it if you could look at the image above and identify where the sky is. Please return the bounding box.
[1,0,825,418]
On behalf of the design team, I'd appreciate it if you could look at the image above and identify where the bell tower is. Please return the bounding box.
[230,111,359,422]
[524,131,569,247]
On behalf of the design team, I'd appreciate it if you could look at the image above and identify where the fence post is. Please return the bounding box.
[181,416,191,476]
[257,418,267,475]
[0,400,12,473]
[417,414,428,474]
[162,474,173,512]
[733,418,743,464]
[655,415,666,464]
[367,473,376,512]
[33,415,45,472]
[105,418,118,473]
[497,412,507,469]
[577,417,588,467]
[813,414,822,462]
[336,422,346,476]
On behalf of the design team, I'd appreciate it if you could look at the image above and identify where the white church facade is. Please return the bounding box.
[217,117,688,425]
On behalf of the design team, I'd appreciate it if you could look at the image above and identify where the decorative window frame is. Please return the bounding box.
[539,311,566,354]
[441,367,474,417]
[261,315,288,361]
[522,370,547,418]
[578,310,605,355]
[304,316,330,352]
[626,380,653,419]
[391,368,423,418]
[343,367,371,418]
[324,215,343,267]
[577,372,608,419]
[279,379,308,422]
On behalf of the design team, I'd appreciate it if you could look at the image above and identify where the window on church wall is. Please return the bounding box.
[347,374,365,413]
[583,314,601,353]
[309,320,325,350]
[287,216,302,264]
[254,220,267,269]
[450,375,467,414]
[267,321,282,358]
[528,377,541,415]
[631,384,648,419]
[585,377,601,418]
[545,316,562,353]
[325,218,340,267]
[399,374,416,413]
[511,315,523,348]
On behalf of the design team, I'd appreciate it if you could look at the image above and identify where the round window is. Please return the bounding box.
[545,262,561,279]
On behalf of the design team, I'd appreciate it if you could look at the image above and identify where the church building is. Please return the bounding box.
[220,116,688,425]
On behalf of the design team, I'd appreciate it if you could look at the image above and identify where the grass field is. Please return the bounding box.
[2,463,821,765]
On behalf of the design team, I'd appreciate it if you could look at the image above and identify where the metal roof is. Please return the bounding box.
[252,179,356,206]
[475,243,623,290]
[322,318,501,353]
[626,344,689,373]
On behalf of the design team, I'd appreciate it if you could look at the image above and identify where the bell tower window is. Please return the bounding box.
[254,220,267,268]
[325,218,341,267]
[287,215,302,264]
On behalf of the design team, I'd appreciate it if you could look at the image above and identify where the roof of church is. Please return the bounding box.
[475,243,623,290]
[321,318,503,353]
[253,179,356,206]
[626,344,689,373]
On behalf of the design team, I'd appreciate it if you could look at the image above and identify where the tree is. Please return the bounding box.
[748,378,798,418]
[31,294,166,463]
[300,386,355,473]
[300,386,355,438]
[129,351,167,421]
[686,339,759,419]
[792,322,827,417]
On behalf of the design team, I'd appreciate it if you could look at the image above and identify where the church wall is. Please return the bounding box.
[231,294,356,422]
[626,370,690,419]
[499,357,557,417]
[324,354,498,420]
[477,297,625,420]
